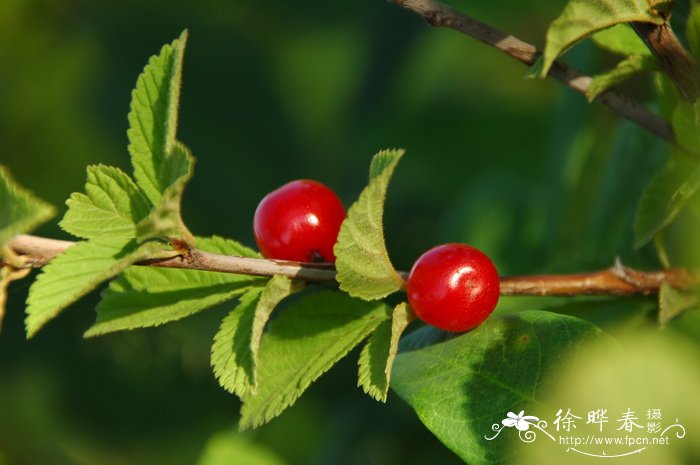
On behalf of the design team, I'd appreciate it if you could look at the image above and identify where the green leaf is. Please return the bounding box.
[211,275,293,397]
[334,149,405,300]
[60,165,151,239]
[391,311,611,465]
[357,302,413,402]
[239,291,391,429]
[85,236,262,337]
[685,4,700,61]
[658,281,699,326]
[25,238,163,337]
[541,0,665,77]
[673,99,700,153]
[128,30,189,206]
[211,288,264,397]
[586,54,658,101]
[196,432,288,465]
[523,56,544,80]
[634,154,700,248]
[0,165,55,248]
[135,141,195,245]
[687,4,700,62]
[591,23,653,56]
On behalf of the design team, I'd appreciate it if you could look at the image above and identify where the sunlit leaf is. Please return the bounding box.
[334,149,405,300]
[211,275,293,397]
[239,291,391,429]
[25,238,163,337]
[128,30,188,205]
[0,165,55,249]
[357,302,414,402]
[60,164,151,239]
[85,236,262,337]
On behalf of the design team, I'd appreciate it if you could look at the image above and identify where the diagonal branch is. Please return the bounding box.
[631,22,700,102]
[390,0,675,144]
[4,235,696,297]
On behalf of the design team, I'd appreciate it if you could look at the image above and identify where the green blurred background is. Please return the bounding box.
[0,0,680,463]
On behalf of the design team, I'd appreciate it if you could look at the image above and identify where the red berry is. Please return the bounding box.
[253,179,346,263]
[406,243,500,332]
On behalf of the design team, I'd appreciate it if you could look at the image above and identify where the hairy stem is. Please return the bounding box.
[4,235,695,296]
[390,0,675,143]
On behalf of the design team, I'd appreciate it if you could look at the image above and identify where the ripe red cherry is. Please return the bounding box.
[253,179,346,263]
[406,243,500,332]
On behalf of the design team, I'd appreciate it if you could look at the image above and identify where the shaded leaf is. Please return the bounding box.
[196,431,288,465]
[60,164,151,239]
[357,302,414,402]
[391,311,611,465]
[634,154,700,248]
[334,149,405,300]
[25,238,163,337]
[587,54,658,101]
[0,266,30,332]
[591,23,652,56]
[687,5,700,62]
[239,291,391,429]
[0,165,55,248]
[85,236,262,337]
[658,281,699,326]
[673,99,700,153]
[541,0,664,77]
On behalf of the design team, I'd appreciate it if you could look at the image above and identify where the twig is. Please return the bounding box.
[4,235,696,296]
[390,0,675,143]
[632,22,700,102]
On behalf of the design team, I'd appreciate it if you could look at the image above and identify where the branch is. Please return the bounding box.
[390,0,675,144]
[4,235,696,297]
[632,22,700,102]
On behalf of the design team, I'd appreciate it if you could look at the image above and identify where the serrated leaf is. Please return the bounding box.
[249,275,294,374]
[591,23,652,57]
[541,0,665,77]
[85,236,262,337]
[211,276,293,397]
[658,281,699,326]
[391,311,613,465]
[211,288,264,397]
[0,165,55,249]
[60,165,151,239]
[128,30,188,206]
[334,149,405,300]
[239,291,391,429]
[357,302,413,402]
[136,141,195,245]
[587,54,658,101]
[25,238,163,337]
[634,155,700,248]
